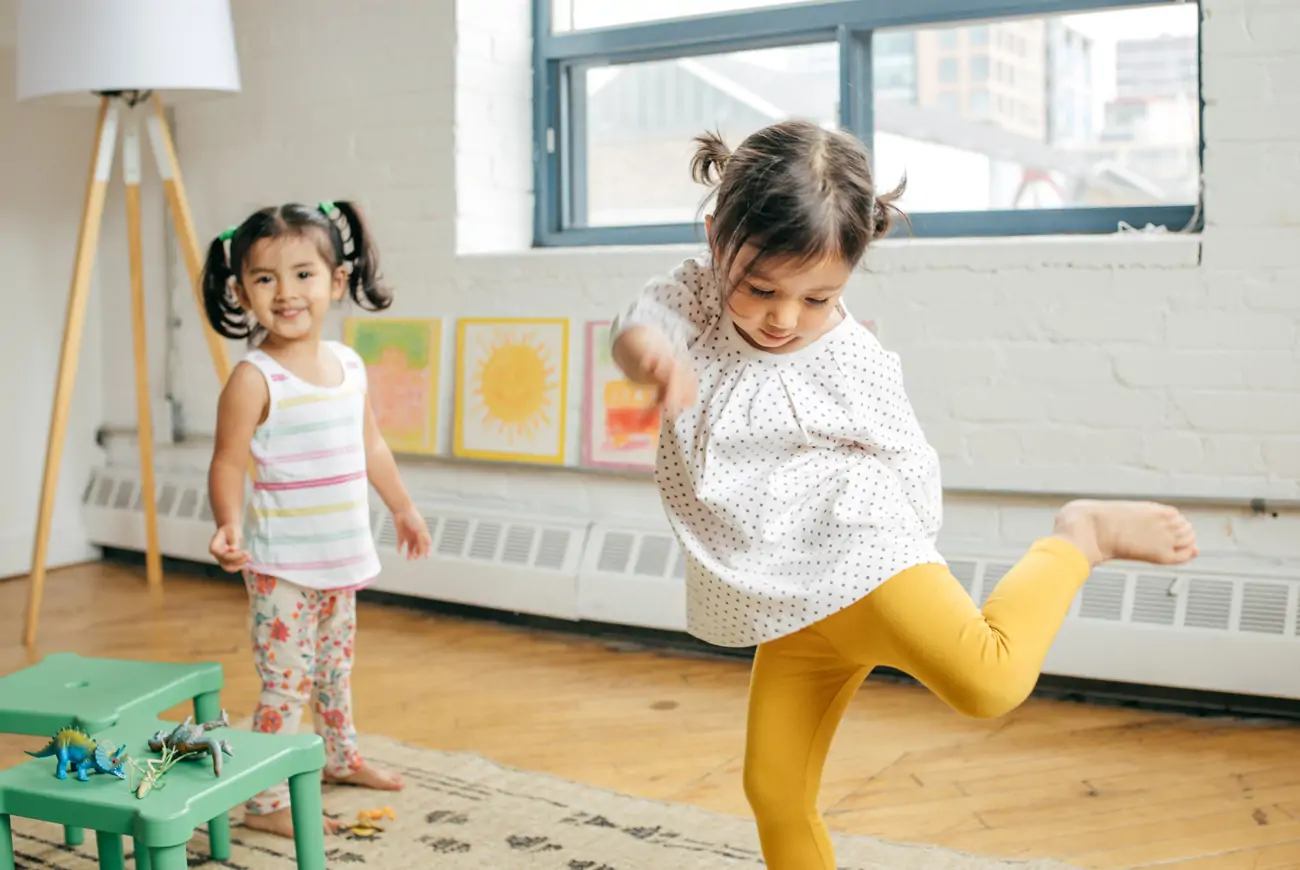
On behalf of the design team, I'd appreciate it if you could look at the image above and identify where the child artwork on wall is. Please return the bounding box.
[453,317,569,465]
[582,321,660,471]
[343,317,442,455]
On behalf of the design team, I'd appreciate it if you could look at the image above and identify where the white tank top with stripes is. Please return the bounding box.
[241,341,381,590]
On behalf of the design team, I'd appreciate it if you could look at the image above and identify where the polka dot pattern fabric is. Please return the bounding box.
[612,253,946,648]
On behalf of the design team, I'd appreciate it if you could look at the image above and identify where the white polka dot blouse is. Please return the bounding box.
[611,252,946,648]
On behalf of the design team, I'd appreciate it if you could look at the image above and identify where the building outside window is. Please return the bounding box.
[535,0,1203,243]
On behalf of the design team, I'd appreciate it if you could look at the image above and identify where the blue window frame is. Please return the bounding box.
[532,0,1203,247]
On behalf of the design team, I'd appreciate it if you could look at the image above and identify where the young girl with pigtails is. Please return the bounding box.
[610,120,1200,869]
[201,200,432,837]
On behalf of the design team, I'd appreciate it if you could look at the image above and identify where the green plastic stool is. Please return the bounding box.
[0,716,327,870]
[0,653,227,852]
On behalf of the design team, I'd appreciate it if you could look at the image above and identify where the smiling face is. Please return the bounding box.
[235,233,346,345]
[720,242,853,354]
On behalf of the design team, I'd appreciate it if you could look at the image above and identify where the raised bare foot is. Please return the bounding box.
[1053,499,1198,568]
[243,807,346,839]
[323,762,404,791]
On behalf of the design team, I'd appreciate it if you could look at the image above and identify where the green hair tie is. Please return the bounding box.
[218,226,236,242]
[319,200,336,215]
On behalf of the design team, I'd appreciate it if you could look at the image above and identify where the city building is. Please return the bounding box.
[1117,34,1198,98]
[1046,19,1095,145]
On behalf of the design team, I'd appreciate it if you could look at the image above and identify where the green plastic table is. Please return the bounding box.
[0,716,327,870]
[0,653,224,735]
[0,653,227,850]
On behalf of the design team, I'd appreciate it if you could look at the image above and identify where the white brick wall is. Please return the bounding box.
[456,0,533,253]
[116,0,1300,573]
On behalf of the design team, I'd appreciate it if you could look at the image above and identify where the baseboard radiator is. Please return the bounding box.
[81,466,1300,702]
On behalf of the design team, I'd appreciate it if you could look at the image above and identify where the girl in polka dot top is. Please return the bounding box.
[609,119,1200,870]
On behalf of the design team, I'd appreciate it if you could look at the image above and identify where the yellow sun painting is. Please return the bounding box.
[454,318,569,464]
[473,330,556,440]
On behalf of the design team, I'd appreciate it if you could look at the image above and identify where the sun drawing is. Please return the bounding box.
[472,329,557,443]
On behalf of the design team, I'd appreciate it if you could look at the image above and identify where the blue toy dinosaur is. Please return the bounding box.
[26,726,128,781]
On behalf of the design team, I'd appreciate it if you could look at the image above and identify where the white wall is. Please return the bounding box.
[0,0,13,49]
[0,48,104,577]
[456,0,533,253]
[102,0,1300,578]
[0,26,170,579]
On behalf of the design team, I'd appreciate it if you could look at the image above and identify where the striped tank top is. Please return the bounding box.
[242,341,380,590]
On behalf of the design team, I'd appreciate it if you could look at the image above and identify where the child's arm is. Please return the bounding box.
[611,325,678,385]
[848,342,943,538]
[362,396,431,558]
[611,254,721,379]
[207,362,267,572]
[611,255,721,415]
[361,395,412,513]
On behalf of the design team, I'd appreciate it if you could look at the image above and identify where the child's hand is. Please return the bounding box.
[209,525,249,573]
[643,351,697,421]
[392,506,432,560]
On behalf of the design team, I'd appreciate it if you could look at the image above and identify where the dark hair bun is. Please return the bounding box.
[691,130,732,186]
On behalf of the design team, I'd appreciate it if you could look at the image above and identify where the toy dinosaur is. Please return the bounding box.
[147,711,235,776]
[26,726,128,782]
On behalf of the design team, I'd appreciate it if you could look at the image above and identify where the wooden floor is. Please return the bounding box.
[3,562,1300,869]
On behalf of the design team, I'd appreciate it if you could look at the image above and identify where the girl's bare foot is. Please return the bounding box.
[244,807,345,839]
[323,762,404,791]
[1053,499,1198,568]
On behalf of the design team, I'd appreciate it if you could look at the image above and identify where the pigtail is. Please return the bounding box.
[325,200,392,312]
[871,173,910,240]
[200,235,254,339]
[690,130,732,186]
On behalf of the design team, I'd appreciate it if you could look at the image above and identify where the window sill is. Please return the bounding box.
[457,231,1202,274]
[864,230,1202,271]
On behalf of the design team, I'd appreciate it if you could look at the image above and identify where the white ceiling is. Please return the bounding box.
[0,0,14,48]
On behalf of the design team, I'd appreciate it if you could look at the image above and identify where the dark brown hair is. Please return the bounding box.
[201,200,391,341]
[690,119,905,285]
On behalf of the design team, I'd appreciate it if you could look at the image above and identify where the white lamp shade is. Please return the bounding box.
[17,0,241,105]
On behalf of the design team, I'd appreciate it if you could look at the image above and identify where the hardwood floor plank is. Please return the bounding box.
[1133,841,1300,870]
[1070,817,1300,868]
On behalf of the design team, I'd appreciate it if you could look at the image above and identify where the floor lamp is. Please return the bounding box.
[16,0,241,646]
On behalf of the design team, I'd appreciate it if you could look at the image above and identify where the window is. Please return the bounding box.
[583,43,838,227]
[550,0,824,31]
[533,0,1202,245]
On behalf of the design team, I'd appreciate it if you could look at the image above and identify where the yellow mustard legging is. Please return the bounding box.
[743,537,1091,869]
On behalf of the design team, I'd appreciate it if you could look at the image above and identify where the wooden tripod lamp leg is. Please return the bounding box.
[146,94,231,388]
[24,97,120,647]
[123,114,164,592]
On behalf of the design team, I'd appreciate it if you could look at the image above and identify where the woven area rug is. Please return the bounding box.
[11,734,1078,869]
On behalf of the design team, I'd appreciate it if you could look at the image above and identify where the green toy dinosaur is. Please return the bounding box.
[26,726,128,782]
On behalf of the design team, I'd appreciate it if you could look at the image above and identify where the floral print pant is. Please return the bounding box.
[244,571,363,815]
